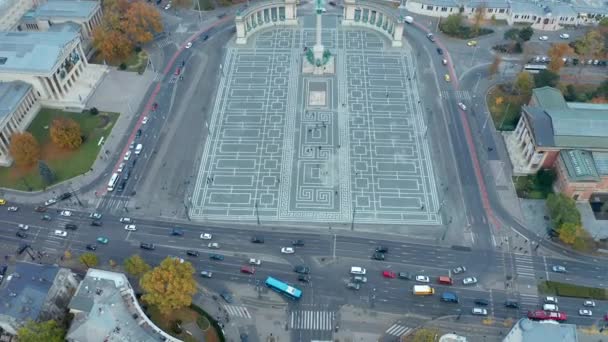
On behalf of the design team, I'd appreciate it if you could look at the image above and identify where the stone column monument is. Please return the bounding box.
[302,0,334,74]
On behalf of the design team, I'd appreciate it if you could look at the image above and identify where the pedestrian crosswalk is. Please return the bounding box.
[290,310,334,331]
[441,90,472,102]
[157,38,173,48]
[520,293,539,307]
[514,253,536,279]
[223,305,251,319]
[385,323,412,337]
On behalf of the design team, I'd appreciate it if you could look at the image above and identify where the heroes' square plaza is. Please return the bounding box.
[190,9,440,226]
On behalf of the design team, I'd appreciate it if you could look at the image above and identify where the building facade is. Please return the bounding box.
[0,0,45,31]
[0,82,40,165]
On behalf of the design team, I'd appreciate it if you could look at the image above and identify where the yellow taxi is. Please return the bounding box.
[467,40,478,46]
[444,74,451,82]
[0,199,6,205]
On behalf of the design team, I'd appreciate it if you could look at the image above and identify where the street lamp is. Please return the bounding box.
[255,200,260,225]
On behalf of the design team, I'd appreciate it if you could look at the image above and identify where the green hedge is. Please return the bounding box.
[539,281,608,300]
[189,304,225,342]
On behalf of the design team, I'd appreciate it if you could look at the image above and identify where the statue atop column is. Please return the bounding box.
[303,0,335,75]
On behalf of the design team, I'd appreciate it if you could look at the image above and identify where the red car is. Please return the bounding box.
[527,310,567,322]
[175,67,181,76]
[240,266,255,274]
[382,271,396,278]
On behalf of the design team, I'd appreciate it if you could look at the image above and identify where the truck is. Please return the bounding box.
[404,16,413,24]
[413,285,435,296]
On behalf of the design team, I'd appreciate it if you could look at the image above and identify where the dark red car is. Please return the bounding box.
[175,67,181,76]
[240,266,255,274]
[382,270,396,279]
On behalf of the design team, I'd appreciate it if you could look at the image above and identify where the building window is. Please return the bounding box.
[514,14,519,19]
[426,5,432,10]
[499,9,505,13]
[441,7,447,11]
[488,8,493,13]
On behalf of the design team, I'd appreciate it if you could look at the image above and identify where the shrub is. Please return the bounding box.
[119,63,127,70]
[540,281,608,299]
[90,107,99,115]
[134,46,142,53]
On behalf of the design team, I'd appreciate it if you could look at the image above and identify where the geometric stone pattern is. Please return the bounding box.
[190,18,440,225]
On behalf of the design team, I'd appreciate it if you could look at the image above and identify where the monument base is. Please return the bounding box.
[302,55,335,75]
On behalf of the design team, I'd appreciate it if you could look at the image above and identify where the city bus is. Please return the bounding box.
[523,64,548,74]
[265,276,302,300]
[107,173,119,192]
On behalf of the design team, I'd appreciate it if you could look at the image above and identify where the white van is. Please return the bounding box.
[543,304,559,312]
[350,267,366,275]
[134,143,143,155]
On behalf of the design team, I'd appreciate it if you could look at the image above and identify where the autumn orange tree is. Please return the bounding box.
[92,0,163,63]
[547,43,574,72]
[9,132,40,167]
[488,55,502,78]
[50,118,82,150]
[140,257,197,315]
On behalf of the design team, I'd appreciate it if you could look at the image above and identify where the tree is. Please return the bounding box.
[9,132,40,167]
[514,71,534,97]
[17,320,65,342]
[124,255,150,278]
[600,17,608,27]
[79,252,99,268]
[472,3,487,35]
[534,69,560,88]
[50,117,82,150]
[411,328,440,342]
[558,222,579,245]
[547,43,574,72]
[489,55,502,78]
[38,160,54,186]
[122,2,163,45]
[504,28,520,41]
[441,14,462,35]
[92,26,133,64]
[140,257,197,315]
[546,193,581,228]
[574,30,604,74]
[172,0,192,8]
[518,26,534,41]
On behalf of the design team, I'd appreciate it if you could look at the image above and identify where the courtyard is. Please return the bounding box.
[190,16,440,225]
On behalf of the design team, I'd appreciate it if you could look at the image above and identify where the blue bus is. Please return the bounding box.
[265,276,302,300]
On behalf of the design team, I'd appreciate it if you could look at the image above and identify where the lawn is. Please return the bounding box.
[0,108,118,191]
[91,49,148,74]
[487,85,528,131]
[147,305,220,342]
[197,0,215,10]
[513,170,555,199]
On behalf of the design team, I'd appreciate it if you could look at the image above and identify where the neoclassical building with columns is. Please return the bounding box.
[0,82,40,165]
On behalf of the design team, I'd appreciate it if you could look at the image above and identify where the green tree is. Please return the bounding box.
[514,71,534,97]
[411,327,440,342]
[79,252,99,269]
[38,160,54,186]
[600,17,608,27]
[518,26,533,41]
[534,69,560,88]
[535,169,556,190]
[558,222,579,245]
[594,79,608,99]
[441,14,463,35]
[124,255,150,278]
[504,28,520,41]
[546,193,581,228]
[17,320,65,342]
[140,257,197,315]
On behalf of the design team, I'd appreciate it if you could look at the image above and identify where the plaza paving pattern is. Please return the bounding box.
[191,16,440,225]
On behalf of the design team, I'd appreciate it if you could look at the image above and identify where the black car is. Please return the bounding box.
[251,236,264,243]
[140,242,155,250]
[34,206,47,212]
[186,250,200,257]
[117,180,126,192]
[58,192,72,200]
[203,35,209,41]
[504,300,519,308]
[171,228,184,236]
[437,48,443,55]
[474,299,489,306]
[86,244,97,251]
[41,215,51,221]
[292,240,305,246]
[398,272,412,280]
[294,265,310,274]
[375,246,388,253]
[0,265,7,276]
[220,292,233,303]
[16,231,27,239]
[65,223,78,230]
[298,274,311,283]
[371,252,385,261]
[136,129,142,138]
[123,170,130,180]
[91,220,102,227]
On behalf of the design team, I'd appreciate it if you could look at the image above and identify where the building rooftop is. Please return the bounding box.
[560,149,600,182]
[0,31,79,74]
[532,86,568,110]
[0,262,60,325]
[67,269,179,342]
[0,81,31,121]
[23,0,98,21]
[504,318,577,342]
[592,152,608,176]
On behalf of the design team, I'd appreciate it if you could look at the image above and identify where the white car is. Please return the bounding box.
[7,206,18,212]
[208,242,219,249]
[90,213,102,219]
[559,33,570,39]
[457,102,467,111]
[415,275,430,283]
[200,270,213,278]
[185,42,192,49]
[119,217,132,223]
[538,35,549,41]
[472,307,488,316]
[545,296,558,304]
[45,198,57,206]
[281,247,295,254]
[552,265,567,273]
[579,309,593,316]
[463,277,478,285]
[249,258,262,265]
[117,162,125,173]
[584,300,596,307]
[124,224,137,231]
[18,224,29,230]
[164,4,171,10]
[54,230,67,237]
[142,116,149,124]
[200,233,212,240]
[60,210,72,217]
[123,151,131,161]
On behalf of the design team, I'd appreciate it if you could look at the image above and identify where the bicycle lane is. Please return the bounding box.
[96,15,235,198]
